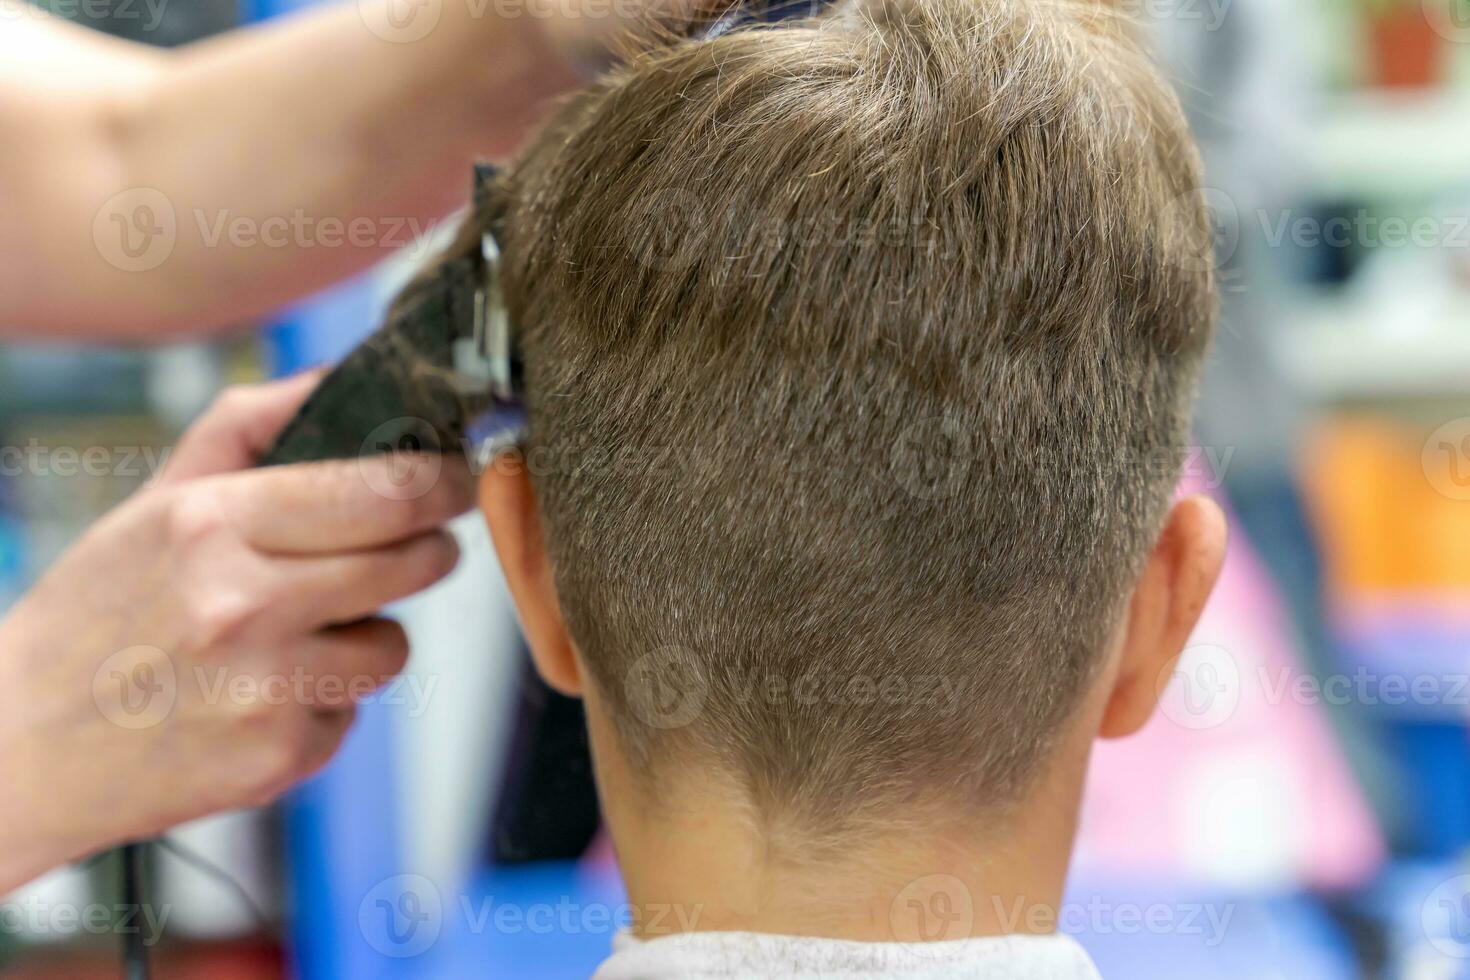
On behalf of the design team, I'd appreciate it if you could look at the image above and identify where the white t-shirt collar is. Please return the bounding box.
[593,929,1102,979]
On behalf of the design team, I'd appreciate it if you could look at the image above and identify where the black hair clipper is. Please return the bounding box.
[262,164,518,468]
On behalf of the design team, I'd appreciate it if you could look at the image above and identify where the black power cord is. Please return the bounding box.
[119,842,150,980]
[155,837,270,932]
[115,834,272,979]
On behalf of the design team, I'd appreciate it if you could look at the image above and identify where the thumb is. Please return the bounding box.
[154,369,327,487]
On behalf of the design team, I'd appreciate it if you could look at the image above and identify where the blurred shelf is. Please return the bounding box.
[1279,294,1470,400]
[1308,90,1470,200]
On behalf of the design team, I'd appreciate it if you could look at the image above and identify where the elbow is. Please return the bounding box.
[90,56,168,187]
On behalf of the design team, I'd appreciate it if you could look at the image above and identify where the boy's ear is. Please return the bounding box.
[479,452,584,698]
[1099,495,1227,739]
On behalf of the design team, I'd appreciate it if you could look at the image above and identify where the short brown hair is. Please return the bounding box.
[466,0,1212,826]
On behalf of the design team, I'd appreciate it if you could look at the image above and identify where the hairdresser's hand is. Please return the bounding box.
[536,0,703,74]
[0,373,472,891]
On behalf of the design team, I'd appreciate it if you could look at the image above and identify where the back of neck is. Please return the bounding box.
[604,765,1087,943]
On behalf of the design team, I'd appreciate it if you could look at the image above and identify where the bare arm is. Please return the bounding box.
[0,0,579,341]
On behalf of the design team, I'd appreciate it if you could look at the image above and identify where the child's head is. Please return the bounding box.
[472,0,1225,925]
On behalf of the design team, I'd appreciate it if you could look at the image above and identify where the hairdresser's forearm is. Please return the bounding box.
[0,637,90,899]
[0,737,75,893]
[0,1,575,341]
